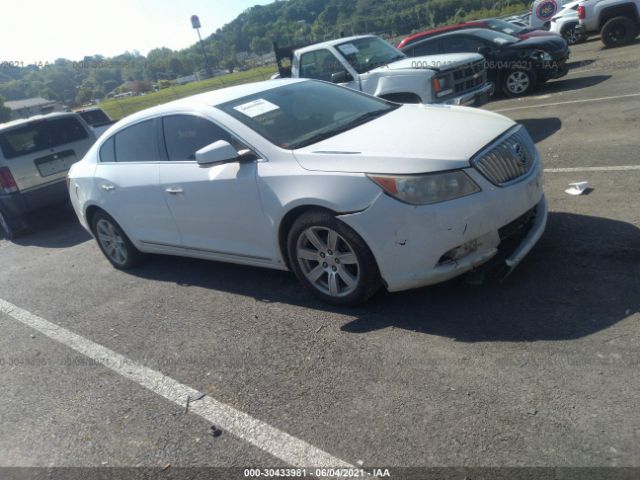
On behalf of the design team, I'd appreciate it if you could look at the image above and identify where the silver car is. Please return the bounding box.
[0,112,95,239]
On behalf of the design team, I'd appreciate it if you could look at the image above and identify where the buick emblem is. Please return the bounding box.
[512,142,528,166]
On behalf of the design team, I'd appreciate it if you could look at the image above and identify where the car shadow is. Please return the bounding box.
[517,117,562,143]
[543,74,611,93]
[566,59,596,70]
[9,204,91,248]
[128,212,639,343]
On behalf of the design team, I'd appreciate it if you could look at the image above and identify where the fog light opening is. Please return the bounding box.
[438,239,480,265]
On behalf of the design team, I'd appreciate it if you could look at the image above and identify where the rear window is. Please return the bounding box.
[0,117,90,160]
[78,109,111,127]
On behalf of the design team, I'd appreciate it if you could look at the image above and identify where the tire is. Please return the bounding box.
[90,211,144,269]
[502,68,537,97]
[0,210,16,240]
[562,23,584,45]
[286,210,382,306]
[601,16,638,48]
[0,209,25,240]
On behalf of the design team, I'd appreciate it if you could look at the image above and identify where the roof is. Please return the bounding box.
[0,112,78,132]
[118,78,308,125]
[4,97,57,110]
[397,22,486,49]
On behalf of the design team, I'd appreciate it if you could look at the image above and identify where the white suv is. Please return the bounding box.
[69,79,547,305]
[0,112,95,238]
[550,1,588,44]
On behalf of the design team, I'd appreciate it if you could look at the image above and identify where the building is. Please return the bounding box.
[4,97,65,120]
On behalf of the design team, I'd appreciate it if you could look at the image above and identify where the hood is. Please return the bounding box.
[371,53,484,73]
[519,29,562,40]
[292,104,515,174]
[510,35,568,53]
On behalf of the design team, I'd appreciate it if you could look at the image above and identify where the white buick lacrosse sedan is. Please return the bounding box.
[68,78,547,305]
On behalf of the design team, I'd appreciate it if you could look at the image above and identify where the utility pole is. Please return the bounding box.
[191,15,212,78]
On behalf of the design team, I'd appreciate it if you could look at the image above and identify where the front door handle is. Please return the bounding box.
[165,187,184,194]
[100,184,115,191]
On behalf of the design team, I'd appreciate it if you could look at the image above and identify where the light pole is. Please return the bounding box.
[191,15,212,78]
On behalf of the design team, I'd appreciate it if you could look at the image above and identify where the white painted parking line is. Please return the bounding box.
[544,166,640,173]
[0,298,352,468]
[493,93,640,112]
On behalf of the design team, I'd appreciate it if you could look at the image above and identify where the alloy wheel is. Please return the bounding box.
[296,226,360,297]
[564,28,579,45]
[506,71,531,95]
[96,218,128,266]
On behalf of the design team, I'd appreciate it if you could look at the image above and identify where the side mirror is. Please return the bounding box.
[477,46,491,56]
[331,70,354,83]
[195,140,239,165]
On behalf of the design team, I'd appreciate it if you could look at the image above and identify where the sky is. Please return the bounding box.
[0,0,275,64]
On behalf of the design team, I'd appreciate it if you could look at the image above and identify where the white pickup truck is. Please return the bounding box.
[576,0,640,46]
[274,35,494,107]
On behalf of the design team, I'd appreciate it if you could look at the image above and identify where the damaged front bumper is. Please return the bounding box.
[339,163,546,292]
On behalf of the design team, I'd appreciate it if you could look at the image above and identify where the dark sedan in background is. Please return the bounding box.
[397,18,563,50]
[400,28,570,97]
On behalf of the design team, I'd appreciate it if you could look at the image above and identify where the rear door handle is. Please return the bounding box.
[165,187,184,194]
[100,184,115,191]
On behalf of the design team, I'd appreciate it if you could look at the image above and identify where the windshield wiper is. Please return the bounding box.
[290,110,393,149]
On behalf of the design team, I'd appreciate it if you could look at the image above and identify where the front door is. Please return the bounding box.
[158,114,274,261]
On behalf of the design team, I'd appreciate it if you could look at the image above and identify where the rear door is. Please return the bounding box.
[0,115,95,192]
[93,118,181,245]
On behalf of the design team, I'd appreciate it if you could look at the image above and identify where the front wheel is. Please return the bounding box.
[91,211,143,269]
[502,68,537,97]
[562,23,585,45]
[601,17,638,48]
[287,210,381,306]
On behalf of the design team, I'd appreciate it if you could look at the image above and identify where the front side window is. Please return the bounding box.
[113,119,158,162]
[299,49,346,82]
[442,35,487,54]
[217,80,398,150]
[0,117,89,160]
[335,37,406,73]
[162,115,231,161]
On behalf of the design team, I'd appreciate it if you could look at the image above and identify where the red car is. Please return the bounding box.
[397,18,561,49]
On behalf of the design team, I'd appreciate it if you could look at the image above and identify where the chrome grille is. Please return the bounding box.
[437,60,487,101]
[472,128,536,186]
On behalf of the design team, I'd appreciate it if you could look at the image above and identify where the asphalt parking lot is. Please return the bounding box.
[1,37,639,477]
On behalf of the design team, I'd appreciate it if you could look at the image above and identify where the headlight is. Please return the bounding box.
[433,75,454,98]
[368,170,481,205]
[532,50,553,62]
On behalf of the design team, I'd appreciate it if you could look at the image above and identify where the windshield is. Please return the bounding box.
[335,37,406,74]
[471,29,520,45]
[485,19,525,36]
[217,80,398,150]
